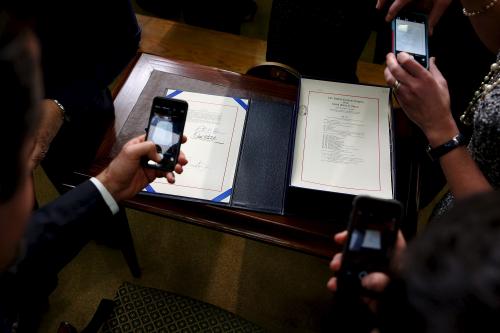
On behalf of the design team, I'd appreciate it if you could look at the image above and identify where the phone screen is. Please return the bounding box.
[148,113,180,158]
[145,97,187,171]
[393,14,428,68]
[338,197,402,293]
[395,19,426,56]
[344,210,398,276]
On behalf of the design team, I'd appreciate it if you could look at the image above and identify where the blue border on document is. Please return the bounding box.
[233,98,248,110]
[211,188,233,202]
[144,184,156,193]
[165,90,184,98]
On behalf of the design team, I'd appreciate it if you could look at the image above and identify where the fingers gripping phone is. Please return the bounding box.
[336,196,403,296]
[143,96,188,172]
[392,12,429,69]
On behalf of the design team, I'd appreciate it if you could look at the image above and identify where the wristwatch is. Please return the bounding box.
[426,133,467,161]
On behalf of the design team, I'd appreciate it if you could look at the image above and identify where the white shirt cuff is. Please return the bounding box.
[90,177,120,215]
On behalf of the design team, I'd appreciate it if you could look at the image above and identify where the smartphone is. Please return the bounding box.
[336,196,403,295]
[392,12,429,69]
[143,96,188,172]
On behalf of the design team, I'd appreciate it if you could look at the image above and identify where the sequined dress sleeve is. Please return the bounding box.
[433,51,500,217]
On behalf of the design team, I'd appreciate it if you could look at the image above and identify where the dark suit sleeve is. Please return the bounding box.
[14,180,112,280]
[0,181,113,329]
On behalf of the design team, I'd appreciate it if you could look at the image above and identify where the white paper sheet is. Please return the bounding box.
[291,78,393,199]
[143,90,248,203]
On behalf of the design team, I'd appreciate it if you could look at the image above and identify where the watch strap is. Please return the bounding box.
[426,133,467,161]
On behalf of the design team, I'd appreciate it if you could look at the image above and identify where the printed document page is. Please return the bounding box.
[291,78,393,198]
[143,90,248,203]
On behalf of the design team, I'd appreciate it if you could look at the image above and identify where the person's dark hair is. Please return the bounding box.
[0,11,40,202]
[378,191,500,333]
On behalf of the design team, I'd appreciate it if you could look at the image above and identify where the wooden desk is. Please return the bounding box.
[73,15,418,259]
[135,14,387,87]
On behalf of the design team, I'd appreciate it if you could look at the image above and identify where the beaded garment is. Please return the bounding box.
[434,51,500,216]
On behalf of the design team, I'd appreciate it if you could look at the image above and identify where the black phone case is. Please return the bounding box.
[143,97,188,172]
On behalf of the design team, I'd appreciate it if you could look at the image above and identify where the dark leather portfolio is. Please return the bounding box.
[112,56,396,217]
[113,69,298,215]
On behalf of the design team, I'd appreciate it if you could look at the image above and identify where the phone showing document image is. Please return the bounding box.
[392,12,429,69]
[337,196,402,295]
[144,96,188,171]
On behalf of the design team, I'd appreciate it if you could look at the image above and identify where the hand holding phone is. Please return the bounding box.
[96,134,188,202]
[336,196,403,296]
[392,12,429,69]
[143,97,188,172]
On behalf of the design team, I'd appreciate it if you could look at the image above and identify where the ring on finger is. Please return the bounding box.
[393,80,401,92]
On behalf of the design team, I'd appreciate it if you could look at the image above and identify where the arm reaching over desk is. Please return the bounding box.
[385,52,492,201]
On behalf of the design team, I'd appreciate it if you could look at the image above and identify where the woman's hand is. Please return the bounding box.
[384,53,459,147]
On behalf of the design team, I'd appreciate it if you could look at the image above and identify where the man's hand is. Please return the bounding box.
[96,134,188,202]
[376,0,452,35]
[30,99,64,167]
[327,230,406,294]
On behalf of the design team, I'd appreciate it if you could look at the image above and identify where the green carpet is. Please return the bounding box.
[34,167,335,333]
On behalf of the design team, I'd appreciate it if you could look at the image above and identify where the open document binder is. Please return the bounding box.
[112,57,394,215]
